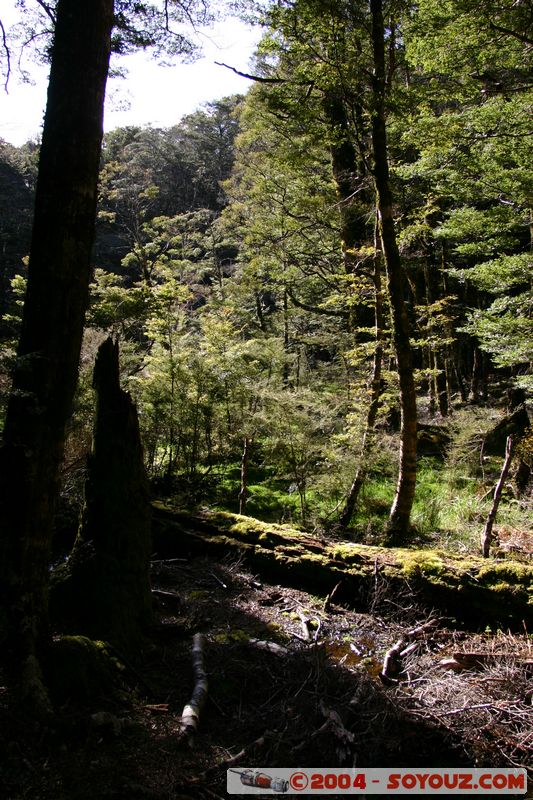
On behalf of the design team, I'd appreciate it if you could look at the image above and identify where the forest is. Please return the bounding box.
[0,0,532,798]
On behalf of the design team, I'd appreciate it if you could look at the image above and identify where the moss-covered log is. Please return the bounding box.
[152,505,532,629]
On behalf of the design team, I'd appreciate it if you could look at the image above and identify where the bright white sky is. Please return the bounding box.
[0,17,261,146]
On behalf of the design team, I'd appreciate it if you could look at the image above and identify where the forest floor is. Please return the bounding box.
[1,551,532,799]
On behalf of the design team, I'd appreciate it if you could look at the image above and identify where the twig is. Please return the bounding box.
[150,557,188,564]
[151,588,181,601]
[324,581,343,611]
[189,731,275,783]
[209,570,228,590]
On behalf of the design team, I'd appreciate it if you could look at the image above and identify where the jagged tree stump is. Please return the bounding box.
[51,338,152,654]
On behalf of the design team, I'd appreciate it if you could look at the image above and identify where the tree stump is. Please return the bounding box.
[51,338,152,654]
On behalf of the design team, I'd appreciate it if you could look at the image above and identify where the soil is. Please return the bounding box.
[0,554,531,799]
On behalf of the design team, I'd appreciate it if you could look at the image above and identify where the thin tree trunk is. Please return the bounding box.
[481,436,514,558]
[0,0,113,692]
[370,0,417,541]
[239,436,251,515]
[339,224,384,529]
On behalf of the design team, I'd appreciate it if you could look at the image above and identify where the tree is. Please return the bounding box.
[225,0,419,537]
[0,0,115,705]
[369,0,417,538]
[0,0,210,703]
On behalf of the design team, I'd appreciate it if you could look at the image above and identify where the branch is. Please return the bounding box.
[0,19,11,92]
[178,632,209,746]
[34,0,56,25]
[488,20,533,46]
[214,61,286,84]
[286,285,349,318]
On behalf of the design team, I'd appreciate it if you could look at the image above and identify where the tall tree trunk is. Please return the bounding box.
[323,89,373,332]
[370,0,417,541]
[0,0,113,688]
[323,89,363,277]
[339,225,384,529]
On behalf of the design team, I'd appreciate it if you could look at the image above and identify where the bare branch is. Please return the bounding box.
[488,19,533,46]
[33,0,56,26]
[214,61,286,84]
[0,19,11,92]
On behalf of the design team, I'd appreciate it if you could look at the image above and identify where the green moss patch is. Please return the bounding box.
[152,504,533,628]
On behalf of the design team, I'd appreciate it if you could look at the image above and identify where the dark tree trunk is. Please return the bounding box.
[370,0,417,541]
[323,89,364,277]
[0,0,113,685]
[53,339,153,653]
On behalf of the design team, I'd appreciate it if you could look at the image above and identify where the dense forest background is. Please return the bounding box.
[1,0,531,554]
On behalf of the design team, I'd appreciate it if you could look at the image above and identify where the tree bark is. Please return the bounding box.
[0,0,113,678]
[323,89,364,276]
[339,227,384,529]
[52,339,153,653]
[369,0,417,541]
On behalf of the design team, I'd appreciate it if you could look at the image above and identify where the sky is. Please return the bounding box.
[0,17,261,146]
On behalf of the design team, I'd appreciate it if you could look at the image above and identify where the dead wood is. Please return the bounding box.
[151,505,533,628]
[324,580,343,611]
[296,607,312,641]
[151,589,181,602]
[438,652,533,673]
[381,619,439,684]
[248,639,289,656]
[481,435,514,558]
[178,633,208,746]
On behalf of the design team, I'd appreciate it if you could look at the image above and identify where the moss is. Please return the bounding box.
[400,551,446,579]
[477,562,532,586]
[213,630,250,644]
[44,635,122,705]
[152,505,533,627]
[188,590,209,601]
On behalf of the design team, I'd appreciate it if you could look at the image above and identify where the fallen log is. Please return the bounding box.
[152,505,533,629]
[177,633,208,746]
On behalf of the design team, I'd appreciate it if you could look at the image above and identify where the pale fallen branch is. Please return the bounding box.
[151,588,181,602]
[381,619,439,684]
[178,633,208,746]
[210,570,228,590]
[144,703,170,714]
[438,652,533,673]
[248,638,289,656]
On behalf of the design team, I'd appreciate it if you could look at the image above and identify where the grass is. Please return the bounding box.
[158,407,532,557]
